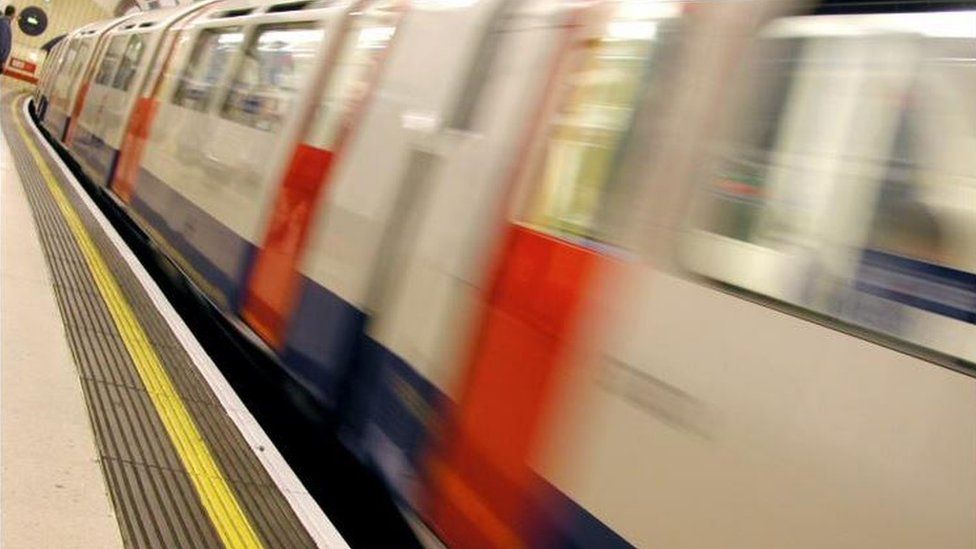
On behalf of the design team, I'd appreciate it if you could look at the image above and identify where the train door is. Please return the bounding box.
[111,7,214,203]
[416,1,686,545]
[343,0,588,512]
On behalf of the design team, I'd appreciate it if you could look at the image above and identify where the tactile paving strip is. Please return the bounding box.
[2,93,316,549]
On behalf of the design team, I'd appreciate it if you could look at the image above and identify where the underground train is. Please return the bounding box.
[31,0,976,546]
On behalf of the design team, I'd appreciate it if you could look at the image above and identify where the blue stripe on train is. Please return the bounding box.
[280,278,366,408]
[70,124,118,187]
[531,481,635,549]
[855,249,976,324]
[339,336,443,501]
[129,166,256,310]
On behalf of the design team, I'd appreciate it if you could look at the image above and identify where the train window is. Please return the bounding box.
[111,34,146,91]
[95,35,128,86]
[144,29,176,97]
[173,27,243,112]
[54,41,77,86]
[67,40,92,91]
[63,40,79,67]
[698,37,804,243]
[53,42,78,96]
[265,1,313,14]
[214,8,254,19]
[67,40,88,79]
[304,2,400,149]
[520,4,673,243]
[683,19,976,359]
[220,23,322,132]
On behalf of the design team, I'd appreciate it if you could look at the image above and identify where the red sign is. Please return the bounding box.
[3,56,40,84]
[8,57,37,74]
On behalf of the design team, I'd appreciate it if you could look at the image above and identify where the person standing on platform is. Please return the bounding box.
[0,5,15,72]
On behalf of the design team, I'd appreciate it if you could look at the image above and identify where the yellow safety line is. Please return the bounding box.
[11,99,264,549]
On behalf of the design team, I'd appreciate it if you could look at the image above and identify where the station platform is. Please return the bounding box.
[0,91,347,548]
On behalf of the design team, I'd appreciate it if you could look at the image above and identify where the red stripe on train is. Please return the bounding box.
[241,144,335,347]
[64,80,90,145]
[111,97,159,203]
[425,224,607,547]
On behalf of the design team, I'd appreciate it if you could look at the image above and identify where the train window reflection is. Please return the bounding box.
[173,27,243,112]
[112,34,146,91]
[522,6,662,243]
[304,2,400,149]
[95,35,127,86]
[220,24,323,132]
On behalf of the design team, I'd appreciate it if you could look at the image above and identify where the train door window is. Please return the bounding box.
[303,0,400,149]
[173,27,243,112]
[145,29,178,97]
[220,23,322,132]
[519,3,676,244]
[61,41,79,75]
[53,41,79,97]
[112,33,146,91]
[95,35,127,86]
[697,37,805,243]
[67,40,92,95]
[69,41,90,80]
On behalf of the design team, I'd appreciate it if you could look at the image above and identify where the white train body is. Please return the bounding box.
[31,1,976,547]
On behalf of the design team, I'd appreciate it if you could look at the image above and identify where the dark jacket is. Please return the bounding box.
[0,16,12,70]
